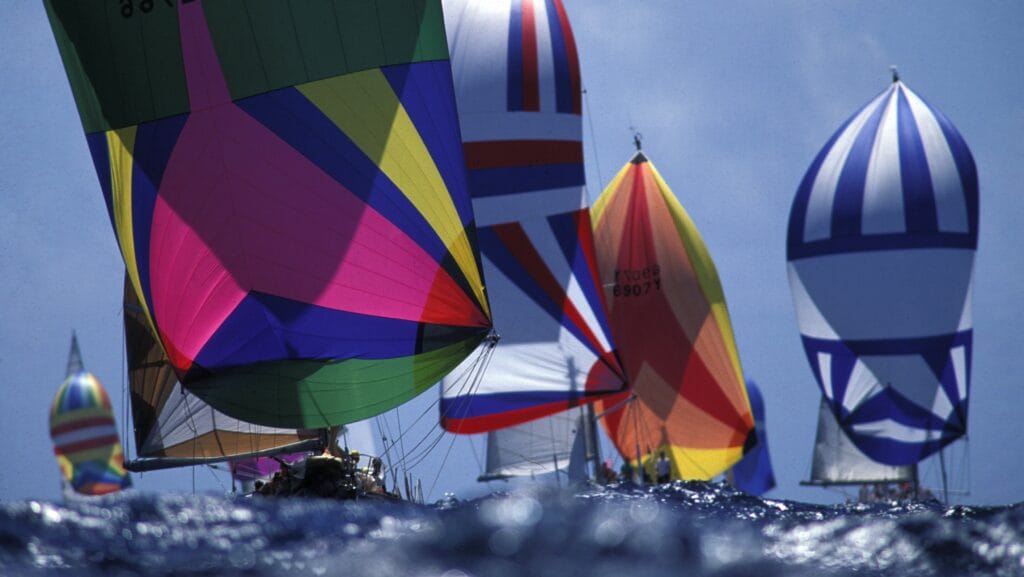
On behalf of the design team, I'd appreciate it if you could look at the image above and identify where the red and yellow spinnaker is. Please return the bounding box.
[591,152,754,480]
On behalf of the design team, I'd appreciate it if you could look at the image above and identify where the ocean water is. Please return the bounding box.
[1,481,1021,576]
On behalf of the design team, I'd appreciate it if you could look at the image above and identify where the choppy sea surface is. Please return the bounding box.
[1,481,1021,576]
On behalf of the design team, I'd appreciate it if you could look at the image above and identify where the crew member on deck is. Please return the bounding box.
[656,451,671,484]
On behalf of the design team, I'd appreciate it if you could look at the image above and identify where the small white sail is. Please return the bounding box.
[478,411,587,482]
[806,396,913,485]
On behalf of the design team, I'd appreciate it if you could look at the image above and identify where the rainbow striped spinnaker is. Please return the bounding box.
[787,77,978,466]
[49,336,131,496]
[591,152,754,480]
[439,0,626,433]
[45,0,491,429]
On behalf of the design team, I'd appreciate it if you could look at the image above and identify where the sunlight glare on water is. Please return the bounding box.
[0,482,1021,576]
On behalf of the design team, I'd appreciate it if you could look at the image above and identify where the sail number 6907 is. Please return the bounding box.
[612,279,661,297]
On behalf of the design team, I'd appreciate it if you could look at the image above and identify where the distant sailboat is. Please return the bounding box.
[477,410,589,485]
[49,334,131,496]
[802,395,913,488]
[440,0,626,436]
[786,73,978,471]
[591,149,755,481]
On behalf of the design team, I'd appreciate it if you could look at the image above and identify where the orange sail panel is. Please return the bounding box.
[591,152,754,480]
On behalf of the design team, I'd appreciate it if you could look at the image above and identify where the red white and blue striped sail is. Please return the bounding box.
[787,78,978,466]
[440,0,626,433]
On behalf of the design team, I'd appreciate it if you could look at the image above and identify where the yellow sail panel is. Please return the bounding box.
[106,126,157,333]
[648,163,746,399]
[298,70,488,318]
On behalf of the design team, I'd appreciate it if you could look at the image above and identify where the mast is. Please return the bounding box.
[633,405,644,487]
[938,447,950,504]
[66,332,83,377]
[583,403,602,480]
[912,463,920,501]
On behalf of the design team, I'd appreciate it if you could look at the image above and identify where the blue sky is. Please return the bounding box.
[1,1,1021,505]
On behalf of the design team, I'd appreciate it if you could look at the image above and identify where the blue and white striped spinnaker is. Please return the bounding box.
[786,78,978,466]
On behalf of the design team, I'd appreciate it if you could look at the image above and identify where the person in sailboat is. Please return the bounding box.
[367,457,385,493]
[599,460,618,484]
[619,460,634,483]
[656,451,671,484]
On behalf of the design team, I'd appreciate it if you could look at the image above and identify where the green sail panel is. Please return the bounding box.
[46,0,449,132]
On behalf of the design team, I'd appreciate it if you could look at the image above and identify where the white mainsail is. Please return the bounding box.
[806,396,913,486]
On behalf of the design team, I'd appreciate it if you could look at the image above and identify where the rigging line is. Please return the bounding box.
[467,433,484,475]
[395,403,407,472]
[400,401,463,471]
[426,423,462,503]
[389,413,443,472]
[583,84,605,195]
[389,338,496,467]
[593,393,635,420]
[373,415,386,453]
[120,318,130,459]
[378,409,397,458]
[397,364,491,469]
[181,389,207,492]
[438,337,495,423]
[963,436,972,497]
[438,334,497,420]
[401,426,449,472]
[395,337,499,473]
[387,393,449,470]
[401,354,493,473]
[206,464,227,493]
[376,416,400,492]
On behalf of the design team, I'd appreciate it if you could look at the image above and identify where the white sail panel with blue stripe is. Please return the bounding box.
[787,79,978,466]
